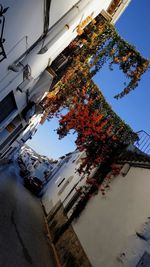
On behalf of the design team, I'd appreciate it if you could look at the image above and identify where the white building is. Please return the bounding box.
[42,145,150,267]
[18,144,56,182]
[42,150,85,212]
[72,153,150,267]
[0,0,131,158]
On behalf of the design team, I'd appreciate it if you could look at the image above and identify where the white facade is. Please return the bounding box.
[42,150,84,213]
[0,0,131,158]
[19,144,55,182]
[42,149,98,213]
[42,149,150,267]
[73,166,150,267]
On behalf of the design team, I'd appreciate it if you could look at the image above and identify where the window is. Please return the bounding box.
[58,178,65,187]
[0,146,12,158]
[0,124,23,151]
[6,122,16,133]
[51,53,68,73]
[0,115,21,146]
[64,192,80,213]
[0,92,17,123]
[23,65,31,80]
[58,176,74,195]
[107,0,122,16]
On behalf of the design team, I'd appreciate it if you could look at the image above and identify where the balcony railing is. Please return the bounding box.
[0,5,9,62]
[134,130,150,155]
[107,0,123,16]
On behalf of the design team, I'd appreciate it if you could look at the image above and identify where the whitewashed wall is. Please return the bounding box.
[72,166,150,267]
[42,150,85,213]
[0,0,115,149]
[0,0,131,157]
[0,0,113,100]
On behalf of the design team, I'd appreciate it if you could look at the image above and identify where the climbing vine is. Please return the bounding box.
[42,13,149,174]
[43,76,137,174]
[42,12,150,244]
[71,14,149,98]
[57,80,137,174]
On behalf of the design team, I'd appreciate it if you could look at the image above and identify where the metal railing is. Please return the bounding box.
[134,130,150,155]
[0,5,9,62]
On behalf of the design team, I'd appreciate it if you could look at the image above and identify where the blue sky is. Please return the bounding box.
[27,0,150,159]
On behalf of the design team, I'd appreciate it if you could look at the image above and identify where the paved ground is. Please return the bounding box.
[0,163,55,267]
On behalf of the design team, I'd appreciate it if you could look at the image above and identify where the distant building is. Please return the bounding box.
[0,0,131,158]
[18,144,56,182]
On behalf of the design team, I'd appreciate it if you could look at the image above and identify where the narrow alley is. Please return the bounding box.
[0,163,55,267]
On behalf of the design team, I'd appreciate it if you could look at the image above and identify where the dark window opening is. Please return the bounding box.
[58,178,65,187]
[23,65,31,80]
[58,176,74,195]
[0,124,23,151]
[22,101,35,121]
[0,146,12,158]
[0,91,17,124]
[51,53,68,73]
[64,192,80,213]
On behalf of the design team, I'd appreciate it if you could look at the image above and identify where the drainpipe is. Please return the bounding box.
[43,0,52,35]
[8,0,103,78]
[8,0,85,72]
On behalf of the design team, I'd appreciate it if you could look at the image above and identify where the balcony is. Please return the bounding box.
[134,131,150,156]
[107,0,123,16]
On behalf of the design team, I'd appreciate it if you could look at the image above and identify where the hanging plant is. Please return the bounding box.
[75,14,150,98]
[41,13,149,174]
[43,13,149,241]
[56,79,137,174]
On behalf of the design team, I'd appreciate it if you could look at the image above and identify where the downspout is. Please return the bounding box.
[20,0,94,71]
[43,0,52,36]
[8,0,84,71]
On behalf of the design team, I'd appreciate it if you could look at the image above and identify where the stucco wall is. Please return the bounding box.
[42,151,86,213]
[72,167,150,267]
[0,0,113,98]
